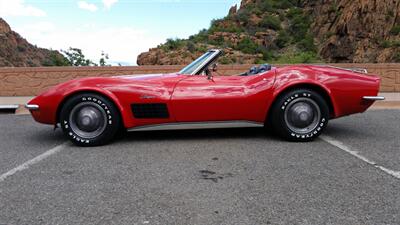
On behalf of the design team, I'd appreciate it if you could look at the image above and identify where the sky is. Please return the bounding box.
[0,0,241,65]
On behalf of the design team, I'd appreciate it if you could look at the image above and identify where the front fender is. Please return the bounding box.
[28,83,129,128]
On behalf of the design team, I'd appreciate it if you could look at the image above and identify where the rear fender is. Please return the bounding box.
[271,79,338,118]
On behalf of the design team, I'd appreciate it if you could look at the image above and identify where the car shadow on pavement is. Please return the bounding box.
[26,128,66,143]
[117,127,280,143]
[323,122,367,138]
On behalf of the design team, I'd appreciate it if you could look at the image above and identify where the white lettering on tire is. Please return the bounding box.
[65,96,115,144]
[282,92,325,139]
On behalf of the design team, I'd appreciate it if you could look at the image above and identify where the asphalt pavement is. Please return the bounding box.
[0,109,399,225]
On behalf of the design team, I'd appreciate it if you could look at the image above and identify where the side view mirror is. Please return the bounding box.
[205,67,213,80]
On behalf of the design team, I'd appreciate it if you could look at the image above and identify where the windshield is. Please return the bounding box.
[179,51,215,75]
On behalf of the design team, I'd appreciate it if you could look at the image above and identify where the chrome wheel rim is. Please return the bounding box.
[69,102,107,139]
[284,98,321,134]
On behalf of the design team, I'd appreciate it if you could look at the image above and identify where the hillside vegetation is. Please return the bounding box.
[137,0,400,65]
[0,18,68,67]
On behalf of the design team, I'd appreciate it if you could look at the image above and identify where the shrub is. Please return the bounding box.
[209,18,224,34]
[255,58,267,64]
[390,26,400,35]
[236,37,259,54]
[42,52,70,66]
[255,46,274,61]
[252,8,263,16]
[394,53,400,62]
[163,38,185,50]
[209,35,225,46]
[286,7,303,19]
[260,15,281,30]
[381,40,392,48]
[235,8,250,25]
[189,29,208,43]
[262,50,275,61]
[275,30,291,48]
[212,22,244,34]
[381,40,400,48]
[273,0,293,9]
[259,1,273,12]
[17,46,26,52]
[195,45,208,53]
[272,51,320,64]
[186,41,196,53]
[393,41,400,47]
[288,12,311,42]
[220,56,233,64]
[297,34,317,52]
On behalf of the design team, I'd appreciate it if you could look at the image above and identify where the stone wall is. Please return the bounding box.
[0,64,399,96]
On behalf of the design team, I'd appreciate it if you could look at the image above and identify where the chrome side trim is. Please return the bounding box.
[128,121,264,132]
[322,65,368,74]
[0,104,19,110]
[25,104,39,110]
[362,96,385,101]
[348,68,368,74]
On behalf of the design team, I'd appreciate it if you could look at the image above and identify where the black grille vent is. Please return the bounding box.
[131,103,169,119]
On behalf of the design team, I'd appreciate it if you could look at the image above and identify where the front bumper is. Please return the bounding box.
[25,104,40,110]
[362,96,385,101]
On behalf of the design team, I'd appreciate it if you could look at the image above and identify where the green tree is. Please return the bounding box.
[99,51,110,66]
[163,38,185,50]
[42,51,71,66]
[61,48,96,66]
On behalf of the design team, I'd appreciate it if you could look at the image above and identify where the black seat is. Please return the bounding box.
[240,64,272,76]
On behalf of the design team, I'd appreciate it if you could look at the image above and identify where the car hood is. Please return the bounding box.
[60,73,182,88]
[112,73,174,80]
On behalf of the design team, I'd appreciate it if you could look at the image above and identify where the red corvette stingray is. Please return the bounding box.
[26,49,384,146]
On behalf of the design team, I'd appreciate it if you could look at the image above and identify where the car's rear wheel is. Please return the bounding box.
[60,93,120,146]
[270,89,329,141]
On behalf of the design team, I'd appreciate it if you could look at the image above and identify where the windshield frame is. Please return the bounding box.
[178,50,222,75]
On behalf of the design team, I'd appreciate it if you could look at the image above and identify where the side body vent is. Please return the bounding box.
[131,103,169,119]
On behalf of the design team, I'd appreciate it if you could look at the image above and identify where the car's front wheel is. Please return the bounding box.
[60,93,121,146]
[270,89,329,141]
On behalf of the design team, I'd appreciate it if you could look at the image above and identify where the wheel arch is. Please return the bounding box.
[266,83,336,122]
[56,89,127,128]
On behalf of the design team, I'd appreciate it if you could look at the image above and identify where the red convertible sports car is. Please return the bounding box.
[26,49,384,146]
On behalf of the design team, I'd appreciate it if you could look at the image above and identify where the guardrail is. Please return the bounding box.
[0,64,399,96]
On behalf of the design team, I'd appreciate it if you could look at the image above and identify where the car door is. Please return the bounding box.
[170,70,276,123]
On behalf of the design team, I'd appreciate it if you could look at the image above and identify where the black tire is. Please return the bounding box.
[60,93,121,146]
[269,89,329,141]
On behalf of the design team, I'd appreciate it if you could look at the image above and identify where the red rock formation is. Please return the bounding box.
[0,18,66,67]
[137,0,400,65]
[308,0,400,63]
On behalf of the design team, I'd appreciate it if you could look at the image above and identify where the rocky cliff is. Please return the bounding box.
[0,18,67,67]
[137,0,400,65]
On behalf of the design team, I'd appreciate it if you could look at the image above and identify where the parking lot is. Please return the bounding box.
[0,109,399,225]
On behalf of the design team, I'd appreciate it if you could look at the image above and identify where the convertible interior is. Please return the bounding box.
[178,49,273,77]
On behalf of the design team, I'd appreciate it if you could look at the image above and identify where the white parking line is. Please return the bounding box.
[320,135,400,179]
[0,142,68,183]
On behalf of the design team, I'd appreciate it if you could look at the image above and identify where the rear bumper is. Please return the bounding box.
[362,96,385,101]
